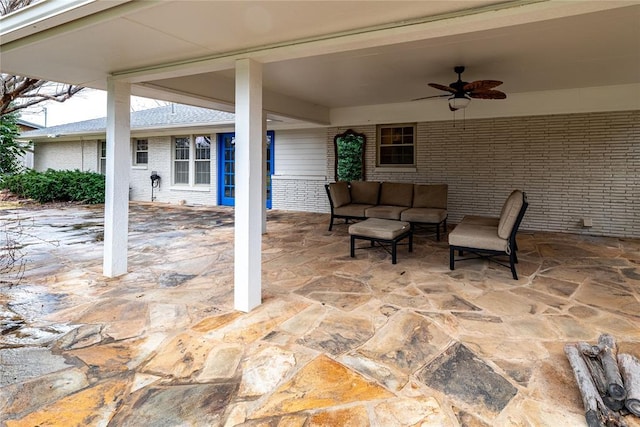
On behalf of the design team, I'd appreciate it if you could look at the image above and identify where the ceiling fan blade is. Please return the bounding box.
[468,90,507,99]
[412,94,450,101]
[463,80,503,92]
[428,83,457,94]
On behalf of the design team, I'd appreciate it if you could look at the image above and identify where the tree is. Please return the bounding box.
[0,112,26,174]
[0,0,84,117]
[0,0,32,15]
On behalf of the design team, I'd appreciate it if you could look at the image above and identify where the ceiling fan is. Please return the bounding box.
[415,66,506,111]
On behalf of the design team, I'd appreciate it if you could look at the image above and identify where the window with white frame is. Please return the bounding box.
[173,136,190,184]
[172,135,211,185]
[133,139,148,165]
[99,140,106,175]
[194,135,211,185]
[377,124,416,166]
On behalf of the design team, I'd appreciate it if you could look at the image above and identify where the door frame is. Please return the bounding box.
[217,131,274,208]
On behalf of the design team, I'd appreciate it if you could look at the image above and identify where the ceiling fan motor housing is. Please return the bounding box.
[451,66,468,91]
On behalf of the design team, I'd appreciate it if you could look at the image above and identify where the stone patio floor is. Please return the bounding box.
[1,202,639,426]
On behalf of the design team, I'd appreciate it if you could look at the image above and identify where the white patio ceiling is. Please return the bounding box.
[1,0,639,124]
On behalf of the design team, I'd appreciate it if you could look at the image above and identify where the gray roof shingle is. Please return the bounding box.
[21,104,234,138]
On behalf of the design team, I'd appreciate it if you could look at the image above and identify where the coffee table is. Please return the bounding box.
[348,218,413,264]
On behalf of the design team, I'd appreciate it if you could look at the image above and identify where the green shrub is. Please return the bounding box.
[1,169,105,204]
[0,112,27,175]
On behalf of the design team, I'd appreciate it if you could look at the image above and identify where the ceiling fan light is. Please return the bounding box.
[449,96,470,110]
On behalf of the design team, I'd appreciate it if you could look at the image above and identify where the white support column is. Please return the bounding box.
[262,113,267,233]
[103,78,131,277]
[234,58,263,312]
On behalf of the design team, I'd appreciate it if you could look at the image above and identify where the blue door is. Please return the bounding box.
[218,131,274,208]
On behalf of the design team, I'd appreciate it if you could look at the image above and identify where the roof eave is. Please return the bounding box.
[22,120,237,141]
[0,0,132,44]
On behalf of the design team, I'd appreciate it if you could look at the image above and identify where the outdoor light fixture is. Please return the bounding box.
[448,95,470,110]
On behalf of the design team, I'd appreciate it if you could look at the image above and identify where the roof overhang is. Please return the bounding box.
[2,0,639,124]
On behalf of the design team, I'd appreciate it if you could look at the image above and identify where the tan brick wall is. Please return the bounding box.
[328,110,640,238]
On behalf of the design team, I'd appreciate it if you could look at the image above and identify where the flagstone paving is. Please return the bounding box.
[1,202,640,426]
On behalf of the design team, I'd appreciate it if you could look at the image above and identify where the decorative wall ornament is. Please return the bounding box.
[334,129,366,182]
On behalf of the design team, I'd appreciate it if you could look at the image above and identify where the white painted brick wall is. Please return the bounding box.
[34,140,88,171]
[271,128,329,212]
[32,110,639,238]
[328,110,640,238]
[130,136,217,206]
[272,176,329,212]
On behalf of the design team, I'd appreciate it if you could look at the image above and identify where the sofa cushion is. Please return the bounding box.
[365,205,409,220]
[497,190,524,239]
[400,207,447,224]
[413,184,447,209]
[328,182,351,208]
[350,181,380,205]
[378,182,414,207]
[448,222,508,252]
[334,203,374,218]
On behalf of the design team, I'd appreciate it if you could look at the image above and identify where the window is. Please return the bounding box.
[174,137,190,184]
[99,140,106,175]
[172,135,211,186]
[194,135,211,185]
[377,124,415,166]
[133,139,148,165]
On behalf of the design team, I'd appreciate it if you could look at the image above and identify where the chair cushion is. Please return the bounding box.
[365,205,409,220]
[413,184,448,209]
[401,207,447,223]
[349,218,410,240]
[460,215,499,227]
[350,181,380,205]
[378,182,414,207]
[448,222,508,252]
[497,190,524,239]
[328,182,351,208]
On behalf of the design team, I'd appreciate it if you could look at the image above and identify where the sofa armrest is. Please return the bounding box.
[326,182,351,208]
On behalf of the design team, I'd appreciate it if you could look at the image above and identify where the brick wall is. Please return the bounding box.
[34,140,96,171]
[32,110,639,237]
[272,176,328,212]
[129,135,217,206]
[271,128,329,212]
[328,111,640,238]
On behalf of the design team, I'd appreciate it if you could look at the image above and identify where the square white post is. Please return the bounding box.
[234,58,263,312]
[103,78,131,277]
[262,113,268,233]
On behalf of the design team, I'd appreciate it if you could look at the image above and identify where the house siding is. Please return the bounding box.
[272,128,328,212]
[328,110,640,238]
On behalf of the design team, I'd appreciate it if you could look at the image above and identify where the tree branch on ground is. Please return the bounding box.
[0,216,26,287]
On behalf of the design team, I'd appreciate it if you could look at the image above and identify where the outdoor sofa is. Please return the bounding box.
[325,181,448,240]
[448,189,528,279]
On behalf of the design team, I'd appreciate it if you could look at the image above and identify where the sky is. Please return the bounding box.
[20,88,168,127]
